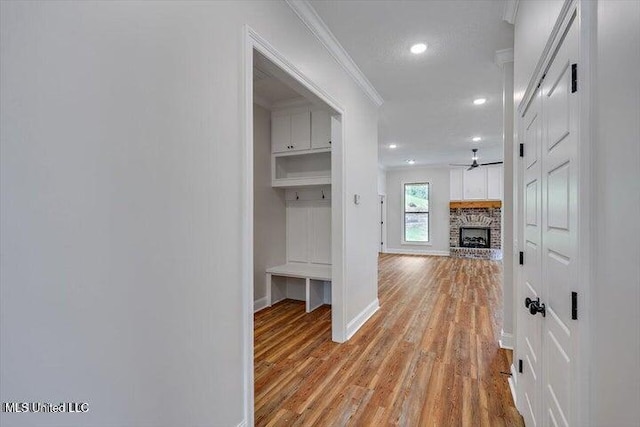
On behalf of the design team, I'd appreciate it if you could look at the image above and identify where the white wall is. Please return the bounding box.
[343,113,379,323]
[501,60,515,347]
[0,1,379,426]
[592,0,640,424]
[253,104,286,308]
[385,167,450,255]
[513,0,564,106]
[377,166,386,195]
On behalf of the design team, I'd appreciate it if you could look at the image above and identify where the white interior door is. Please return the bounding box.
[379,195,385,252]
[540,12,579,427]
[517,11,580,427]
[520,86,543,427]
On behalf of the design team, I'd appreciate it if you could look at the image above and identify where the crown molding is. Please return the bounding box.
[495,48,514,68]
[503,0,519,24]
[285,0,384,107]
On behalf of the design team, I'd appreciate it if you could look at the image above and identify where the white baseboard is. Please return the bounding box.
[384,248,450,256]
[253,296,269,313]
[345,298,379,340]
[499,330,514,349]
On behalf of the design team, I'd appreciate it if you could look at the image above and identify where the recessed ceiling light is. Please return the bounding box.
[389,144,397,149]
[473,98,487,105]
[410,43,427,54]
[472,136,482,142]
[406,159,416,165]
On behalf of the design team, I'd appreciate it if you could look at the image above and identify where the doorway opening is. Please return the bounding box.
[243,27,347,426]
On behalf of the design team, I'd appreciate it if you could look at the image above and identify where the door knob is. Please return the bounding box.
[524,297,546,317]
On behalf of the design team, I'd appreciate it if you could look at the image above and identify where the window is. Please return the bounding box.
[403,182,429,243]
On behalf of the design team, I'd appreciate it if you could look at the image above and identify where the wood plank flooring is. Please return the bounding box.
[254,254,523,426]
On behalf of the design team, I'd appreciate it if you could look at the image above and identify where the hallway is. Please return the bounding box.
[254,254,522,426]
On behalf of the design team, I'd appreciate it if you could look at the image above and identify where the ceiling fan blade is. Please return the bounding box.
[467,166,475,171]
[478,161,504,166]
[449,164,470,167]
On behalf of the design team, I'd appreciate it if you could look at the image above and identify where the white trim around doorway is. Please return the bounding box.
[241,25,348,427]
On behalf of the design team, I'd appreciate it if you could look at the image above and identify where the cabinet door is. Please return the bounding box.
[311,110,331,149]
[487,166,503,199]
[463,167,488,199]
[271,114,291,153]
[290,111,311,151]
[450,169,463,200]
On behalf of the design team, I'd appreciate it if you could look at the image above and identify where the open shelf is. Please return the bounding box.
[272,149,331,188]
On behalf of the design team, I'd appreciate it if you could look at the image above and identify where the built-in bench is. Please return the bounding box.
[266,263,331,313]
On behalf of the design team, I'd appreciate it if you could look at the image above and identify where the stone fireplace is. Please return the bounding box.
[450,201,502,260]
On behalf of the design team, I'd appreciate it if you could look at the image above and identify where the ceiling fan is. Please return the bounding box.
[450,148,503,171]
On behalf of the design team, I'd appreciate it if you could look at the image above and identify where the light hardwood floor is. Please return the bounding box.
[254,254,523,426]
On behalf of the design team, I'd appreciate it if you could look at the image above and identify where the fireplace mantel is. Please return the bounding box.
[449,200,502,209]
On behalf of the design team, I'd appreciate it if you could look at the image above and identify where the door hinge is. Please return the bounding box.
[518,359,523,374]
[571,64,578,93]
[519,143,524,158]
[572,291,578,320]
[519,251,524,265]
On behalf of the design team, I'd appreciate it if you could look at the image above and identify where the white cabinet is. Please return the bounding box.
[271,109,312,153]
[272,107,332,153]
[487,166,503,199]
[271,114,291,153]
[450,169,463,200]
[270,106,332,188]
[463,167,488,199]
[450,165,503,200]
[290,111,311,151]
[311,110,331,149]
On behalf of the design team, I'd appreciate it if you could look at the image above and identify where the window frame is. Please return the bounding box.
[401,181,431,245]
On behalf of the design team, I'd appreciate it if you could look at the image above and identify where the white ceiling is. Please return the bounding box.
[253,50,335,112]
[253,52,304,105]
[309,0,514,168]
[254,71,302,105]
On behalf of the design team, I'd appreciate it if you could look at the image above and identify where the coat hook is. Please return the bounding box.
[296,192,299,200]
[321,190,325,199]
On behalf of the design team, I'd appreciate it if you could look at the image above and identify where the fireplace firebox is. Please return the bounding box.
[460,227,490,248]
